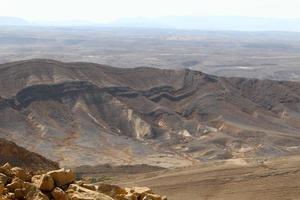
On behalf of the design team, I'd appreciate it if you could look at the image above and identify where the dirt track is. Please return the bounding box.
[117,156,300,200]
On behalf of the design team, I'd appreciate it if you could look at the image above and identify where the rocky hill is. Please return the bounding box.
[0,139,58,171]
[1,59,300,167]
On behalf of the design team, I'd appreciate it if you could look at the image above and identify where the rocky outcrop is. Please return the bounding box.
[0,139,59,171]
[32,174,55,192]
[67,184,114,200]
[124,187,167,200]
[0,163,167,200]
[47,168,75,187]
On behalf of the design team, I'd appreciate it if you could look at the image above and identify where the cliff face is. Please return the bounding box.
[1,59,300,167]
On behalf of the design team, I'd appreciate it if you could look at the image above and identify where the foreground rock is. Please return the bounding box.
[0,163,167,200]
[47,168,75,187]
[32,174,55,192]
[67,184,114,200]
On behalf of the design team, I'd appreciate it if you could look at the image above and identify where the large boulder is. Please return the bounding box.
[32,174,55,192]
[66,184,114,200]
[47,168,75,187]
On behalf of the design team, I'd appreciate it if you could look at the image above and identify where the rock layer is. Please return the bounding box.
[2,59,300,167]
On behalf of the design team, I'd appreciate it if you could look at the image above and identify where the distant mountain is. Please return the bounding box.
[0,16,100,27]
[112,16,300,32]
[0,16,30,26]
[1,16,300,32]
[34,20,103,27]
[2,59,300,168]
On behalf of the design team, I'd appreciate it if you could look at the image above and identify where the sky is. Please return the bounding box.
[1,0,300,23]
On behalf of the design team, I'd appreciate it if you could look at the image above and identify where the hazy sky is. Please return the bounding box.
[1,0,300,23]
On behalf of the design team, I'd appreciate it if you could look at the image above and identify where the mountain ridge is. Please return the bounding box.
[1,59,300,167]
[1,16,300,32]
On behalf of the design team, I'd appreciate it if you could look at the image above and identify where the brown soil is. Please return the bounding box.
[116,156,300,200]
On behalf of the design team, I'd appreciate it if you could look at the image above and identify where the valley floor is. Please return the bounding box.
[114,156,300,200]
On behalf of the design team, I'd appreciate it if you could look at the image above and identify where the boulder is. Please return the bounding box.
[124,193,138,200]
[6,178,24,192]
[0,164,12,177]
[2,188,8,195]
[7,193,15,199]
[2,164,12,171]
[125,187,163,200]
[6,180,39,199]
[11,167,31,182]
[47,168,75,187]
[32,174,55,192]
[131,187,153,194]
[76,181,84,186]
[14,188,25,199]
[142,193,162,200]
[51,187,68,200]
[0,174,8,186]
[98,184,127,199]
[26,188,49,200]
[66,184,114,200]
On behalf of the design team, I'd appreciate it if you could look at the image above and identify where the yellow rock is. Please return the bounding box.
[51,187,68,200]
[2,164,12,171]
[142,193,162,200]
[124,193,138,200]
[32,174,55,192]
[26,188,49,200]
[0,164,12,177]
[11,167,31,182]
[66,184,114,200]
[6,178,24,192]
[98,184,127,198]
[131,187,153,195]
[47,168,75,187]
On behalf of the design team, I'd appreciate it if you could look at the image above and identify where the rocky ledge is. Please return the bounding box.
[0,163,166,200]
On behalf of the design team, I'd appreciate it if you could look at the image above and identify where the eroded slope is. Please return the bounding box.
[1,59,300,167]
